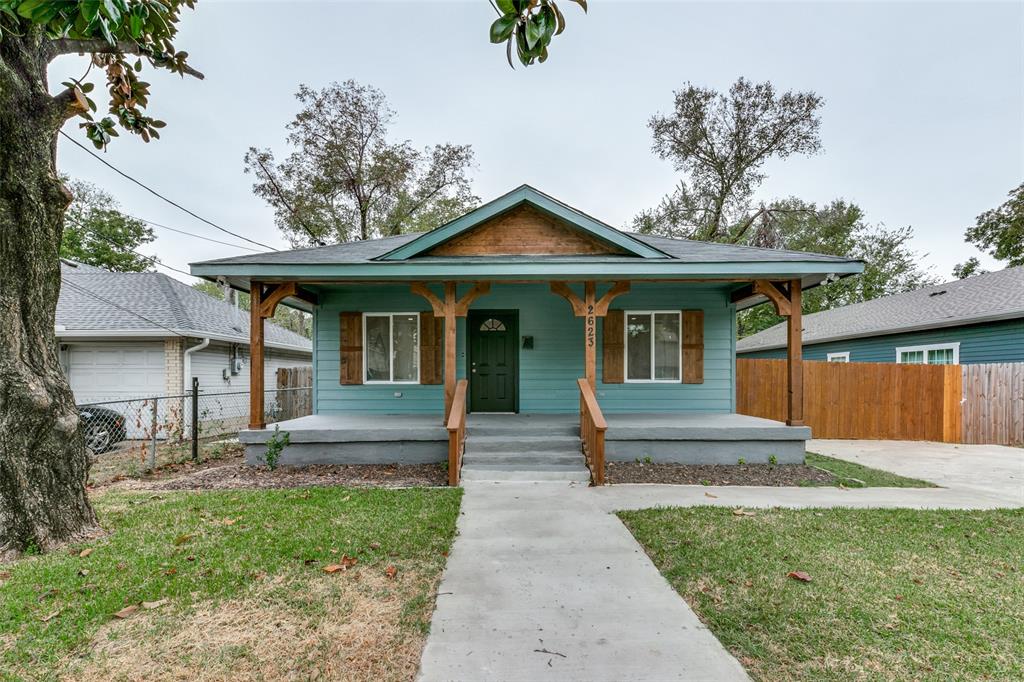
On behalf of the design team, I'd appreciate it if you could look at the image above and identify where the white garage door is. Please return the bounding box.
[68,342,166,405]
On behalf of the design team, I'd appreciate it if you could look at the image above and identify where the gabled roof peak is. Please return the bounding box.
[375,185,672,261]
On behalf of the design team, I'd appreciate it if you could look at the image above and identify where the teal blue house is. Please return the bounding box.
[192,186,863,483]
[738,267,1024,365]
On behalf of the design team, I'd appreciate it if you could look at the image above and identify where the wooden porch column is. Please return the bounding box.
[249,282,266,429]
[786,279,804,426]
[248,281,318,430]
[551,281,630,387]
[411,281,491,422]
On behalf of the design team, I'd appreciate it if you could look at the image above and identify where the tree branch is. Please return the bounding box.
[46,39,205,79]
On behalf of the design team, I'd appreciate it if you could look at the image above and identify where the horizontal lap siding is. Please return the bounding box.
[314,283,735,414]
[740,318,1024,364]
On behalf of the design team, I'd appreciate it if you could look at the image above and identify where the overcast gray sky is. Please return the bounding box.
[52,1,1023,283]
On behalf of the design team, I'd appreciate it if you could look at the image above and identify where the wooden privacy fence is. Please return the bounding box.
[961,363,1024,445]
[275,366,313,421]
[737,359,1023,445]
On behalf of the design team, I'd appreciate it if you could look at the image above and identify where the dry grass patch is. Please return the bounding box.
[69,568,435,681]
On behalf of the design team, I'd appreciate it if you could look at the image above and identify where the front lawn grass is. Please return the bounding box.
[805,452,936,488]
[619,507,1023,681]
[1,486,461,681]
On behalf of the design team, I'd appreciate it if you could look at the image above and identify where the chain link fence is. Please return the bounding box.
[77,379,312,478]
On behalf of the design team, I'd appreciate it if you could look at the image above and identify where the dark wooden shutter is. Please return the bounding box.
[682,309,704,384]
[339,312,363,385]
[419,312,443,384]
[602,309,624,383]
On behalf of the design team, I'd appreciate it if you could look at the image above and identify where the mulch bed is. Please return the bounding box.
[148,460,448,491]
[605,461,836,486]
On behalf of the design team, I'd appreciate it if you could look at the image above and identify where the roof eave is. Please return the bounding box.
[190,259,865,281]
[55,327,312,353]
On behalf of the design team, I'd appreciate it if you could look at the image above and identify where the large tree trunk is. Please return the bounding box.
[0,31,98,559]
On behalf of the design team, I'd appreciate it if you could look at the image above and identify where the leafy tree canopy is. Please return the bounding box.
[956,182,1023,272]
[59,177,155,271]
[635,78,824,244]
[244,81,478,247]
[951,257,986,280]
[192,281,311,339]
[0,0,202,148]
[738,198,937,337]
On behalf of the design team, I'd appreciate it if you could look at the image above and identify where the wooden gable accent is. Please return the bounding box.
[424,205,627,257]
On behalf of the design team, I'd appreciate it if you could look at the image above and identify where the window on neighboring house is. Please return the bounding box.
[625,311,681,382]
[827,352,850,363]
[896,342,959,365]
[364,313,419,383]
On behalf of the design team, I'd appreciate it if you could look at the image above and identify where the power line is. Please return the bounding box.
[61,278,186,339]
[59,130,279,251]
[64,215,195,278]
[125,214,264,252]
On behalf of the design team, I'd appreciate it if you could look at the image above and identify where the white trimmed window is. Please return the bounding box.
[625,311,681,382]
[827,352,850,363]
[895,342,959,365]
[364,313,419,383]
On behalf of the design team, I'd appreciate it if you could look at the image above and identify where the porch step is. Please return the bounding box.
[466,414,578,438]
[462,451,583,466]
[464,435,580,452]
[460,463,591,483]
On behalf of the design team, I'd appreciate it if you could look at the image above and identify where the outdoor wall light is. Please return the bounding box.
[522,335,534,349]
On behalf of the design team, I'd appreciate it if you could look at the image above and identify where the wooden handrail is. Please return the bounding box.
[577,378,607,485]
[446,379,469,486]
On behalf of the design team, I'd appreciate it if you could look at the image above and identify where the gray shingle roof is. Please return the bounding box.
[192,230,854,267]
[58,261,311,351]
[736,266,1024,352]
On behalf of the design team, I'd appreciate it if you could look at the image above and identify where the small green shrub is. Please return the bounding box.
[769,454,778,466]
[737,457,746,465]
[643,455,653,464]
[263,426,290,470]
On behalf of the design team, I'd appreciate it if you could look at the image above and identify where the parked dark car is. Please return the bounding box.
[78,406,127,454]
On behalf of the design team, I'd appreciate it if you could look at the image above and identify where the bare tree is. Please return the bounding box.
[635,78,824,243]
[244,81,478,246]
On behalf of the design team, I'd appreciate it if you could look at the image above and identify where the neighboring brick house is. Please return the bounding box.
[57,260,312,405]
[737,266,1024,365]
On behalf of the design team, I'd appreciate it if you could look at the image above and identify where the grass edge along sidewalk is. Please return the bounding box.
[620,506,1023,681]
[1,486,462,681]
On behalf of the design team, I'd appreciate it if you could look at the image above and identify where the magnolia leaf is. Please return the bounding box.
[732,508,756,517]
[78,548,93,558]
[787,570,812,582]
[385,565,397,579]
[142,598,169,610]
[489,14,517,44]
[524,13,543,49]
[570,0,587,12]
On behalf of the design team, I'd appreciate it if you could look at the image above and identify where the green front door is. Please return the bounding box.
[468,310,518,412]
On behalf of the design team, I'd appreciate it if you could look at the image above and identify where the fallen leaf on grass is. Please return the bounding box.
[173,534,192,546]
[142,599,168,610]
[732,508,756,517]
[79,548,94,558]
[385,565,397,579]
[222,518,237,526]
[0,570,11,581]
[323,554,358,573]
[113,605,139,619]
[164,567,177,576]
[787,571,812,582]
[41,609,61,623]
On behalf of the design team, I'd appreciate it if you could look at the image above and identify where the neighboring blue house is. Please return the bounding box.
[737,266,1024,365]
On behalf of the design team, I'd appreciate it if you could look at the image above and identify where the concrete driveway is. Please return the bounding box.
[809,439,1024,505]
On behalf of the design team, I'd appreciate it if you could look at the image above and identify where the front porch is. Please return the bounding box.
[240,412,811,475]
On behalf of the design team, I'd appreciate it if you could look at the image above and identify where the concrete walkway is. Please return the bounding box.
[419,442,1022,681]
[418,481,750,682]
